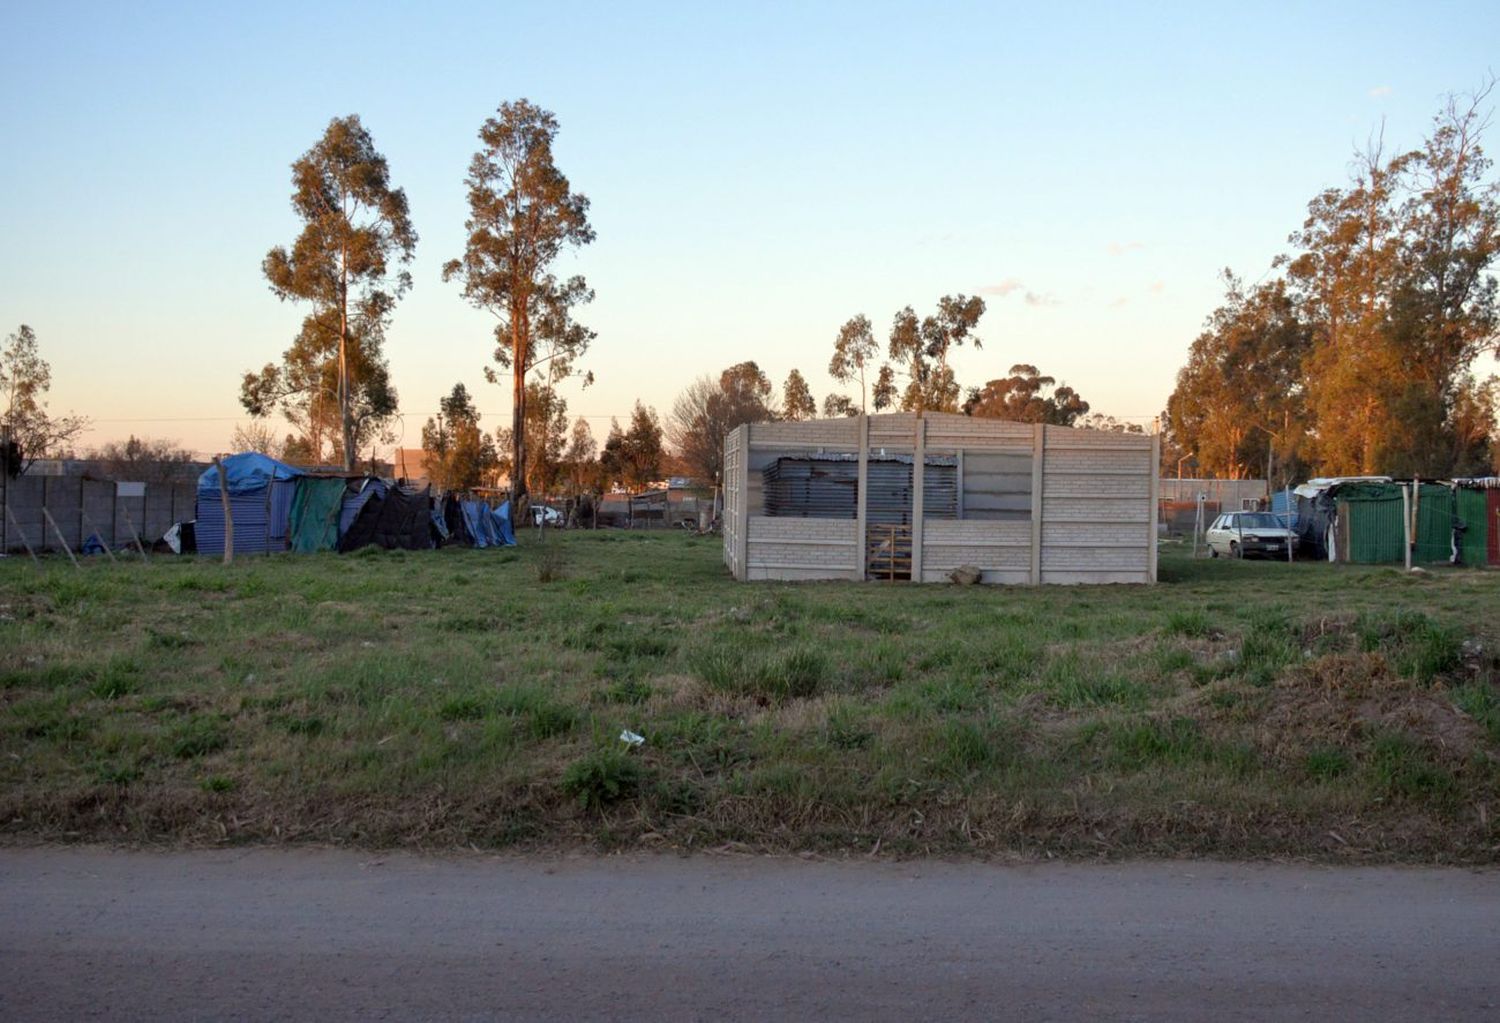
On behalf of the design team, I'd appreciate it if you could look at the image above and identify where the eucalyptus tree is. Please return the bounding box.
[244,115,416,471]
[444,99,596,512]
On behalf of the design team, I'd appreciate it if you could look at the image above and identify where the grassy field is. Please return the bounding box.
[2,532,1497,861]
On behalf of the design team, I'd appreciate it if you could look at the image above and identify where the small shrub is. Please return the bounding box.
[1165,609,1213,638]
[1303,746,1351,779]
[823,706,874,750]
[94,761,142,785]
[1369,733,1454,799]
[87,658,141,700]
[1356,611,1462,683]
[1110,717,1207,770]
[170,717,228,759]
[561,749,643,809]
[200,775,236,793]
[1451,683,1500,745]
[527,702,579,740]
[759,647,829,700]
[602,678,653,705]
[533,545,567,584]
[276,715,326,737]
[1054,673,1149,710]
[439,696,491,722]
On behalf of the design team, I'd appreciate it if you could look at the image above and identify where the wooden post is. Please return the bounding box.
[1402,484,1413,572]
[81,510,118,563]
[4,503,40,567]
[42,507,80,569]
[213,456,234,565]
[120,504,150,563]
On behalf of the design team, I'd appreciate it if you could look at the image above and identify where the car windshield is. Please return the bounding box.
[1234,513,1282,529]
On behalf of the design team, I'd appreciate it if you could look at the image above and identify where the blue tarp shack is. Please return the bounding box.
[493,501,517,546]
[195,453,304,555]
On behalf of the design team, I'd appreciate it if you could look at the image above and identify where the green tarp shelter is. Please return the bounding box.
[289,477,347,553]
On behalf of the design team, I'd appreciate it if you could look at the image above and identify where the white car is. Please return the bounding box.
[1206,511,1297,559]
[530,504,564,527]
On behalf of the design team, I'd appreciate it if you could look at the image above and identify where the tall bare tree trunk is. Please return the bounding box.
[511,307,529,518]
[339,241,354,472]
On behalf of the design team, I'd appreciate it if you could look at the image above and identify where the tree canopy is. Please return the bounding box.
[1,324,88,476]
[443,99,595,510]
[667,361,776,485]
[964,364,1091,425]
[421,383,499,492]
[243,115,415,471]
[1167,84,1500,480]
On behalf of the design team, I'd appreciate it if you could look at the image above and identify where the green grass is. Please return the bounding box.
[0,534,1496,861]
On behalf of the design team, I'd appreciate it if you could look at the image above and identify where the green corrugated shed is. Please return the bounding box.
[1336,482,1489,565]
[1413,484,1456,563]
[1338,484,1405,563]
[1456,488,1490,566]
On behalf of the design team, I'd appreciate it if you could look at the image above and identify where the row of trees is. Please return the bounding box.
[663,349,1123,490]
[242,100,595,517]
[1166,85,1500,484]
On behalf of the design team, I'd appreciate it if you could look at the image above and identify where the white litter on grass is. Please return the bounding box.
[619,729,645,747]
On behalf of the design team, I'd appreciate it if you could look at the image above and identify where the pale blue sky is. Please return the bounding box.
[3,1,1497,457]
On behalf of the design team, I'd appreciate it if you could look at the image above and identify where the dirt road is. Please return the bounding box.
[2,847,1496,1021]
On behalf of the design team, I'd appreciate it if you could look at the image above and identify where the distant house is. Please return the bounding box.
[722,412,1159,585]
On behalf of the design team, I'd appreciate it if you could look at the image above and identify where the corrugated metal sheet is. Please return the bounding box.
[1340,496,1404,564]
[763,457,956,523]
[1414,484,1456,564]
[1456,488,1489,567]
[195,479,295,555]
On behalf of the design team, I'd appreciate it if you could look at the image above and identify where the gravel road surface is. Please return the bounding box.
[2,847,1496,1020]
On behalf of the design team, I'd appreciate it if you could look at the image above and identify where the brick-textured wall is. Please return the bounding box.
[746,516,858,573]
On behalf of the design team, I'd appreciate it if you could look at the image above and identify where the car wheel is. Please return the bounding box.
[1210,546,1219,558]
[1230,541,1242,559]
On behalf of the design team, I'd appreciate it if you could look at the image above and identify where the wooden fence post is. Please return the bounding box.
[213,456,234,565]
[42,507,80,569]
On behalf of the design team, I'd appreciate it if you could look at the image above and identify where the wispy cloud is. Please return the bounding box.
[1108,296,1128,308]
[1147,280,1165,295]
[1369,85,1392,98]
[1107,240,1144,257]
[979,278,1024,297]
[1024,291,1060,308]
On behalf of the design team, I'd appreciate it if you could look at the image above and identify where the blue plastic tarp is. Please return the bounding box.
[493,501,517,546]
[457,500,488,548]
[198,452,303,496]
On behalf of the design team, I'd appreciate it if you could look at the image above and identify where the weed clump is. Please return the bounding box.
[561,749,643,809]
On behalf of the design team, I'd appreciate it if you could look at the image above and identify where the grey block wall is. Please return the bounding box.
[1,475,197,553]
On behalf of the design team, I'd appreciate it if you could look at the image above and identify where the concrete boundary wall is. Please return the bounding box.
[1,475,196,554]
[724,413,1158,586]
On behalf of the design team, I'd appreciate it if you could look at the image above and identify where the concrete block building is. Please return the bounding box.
[722,412,1158,585]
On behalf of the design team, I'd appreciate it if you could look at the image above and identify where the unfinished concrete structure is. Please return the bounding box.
[722,413,1158,584]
